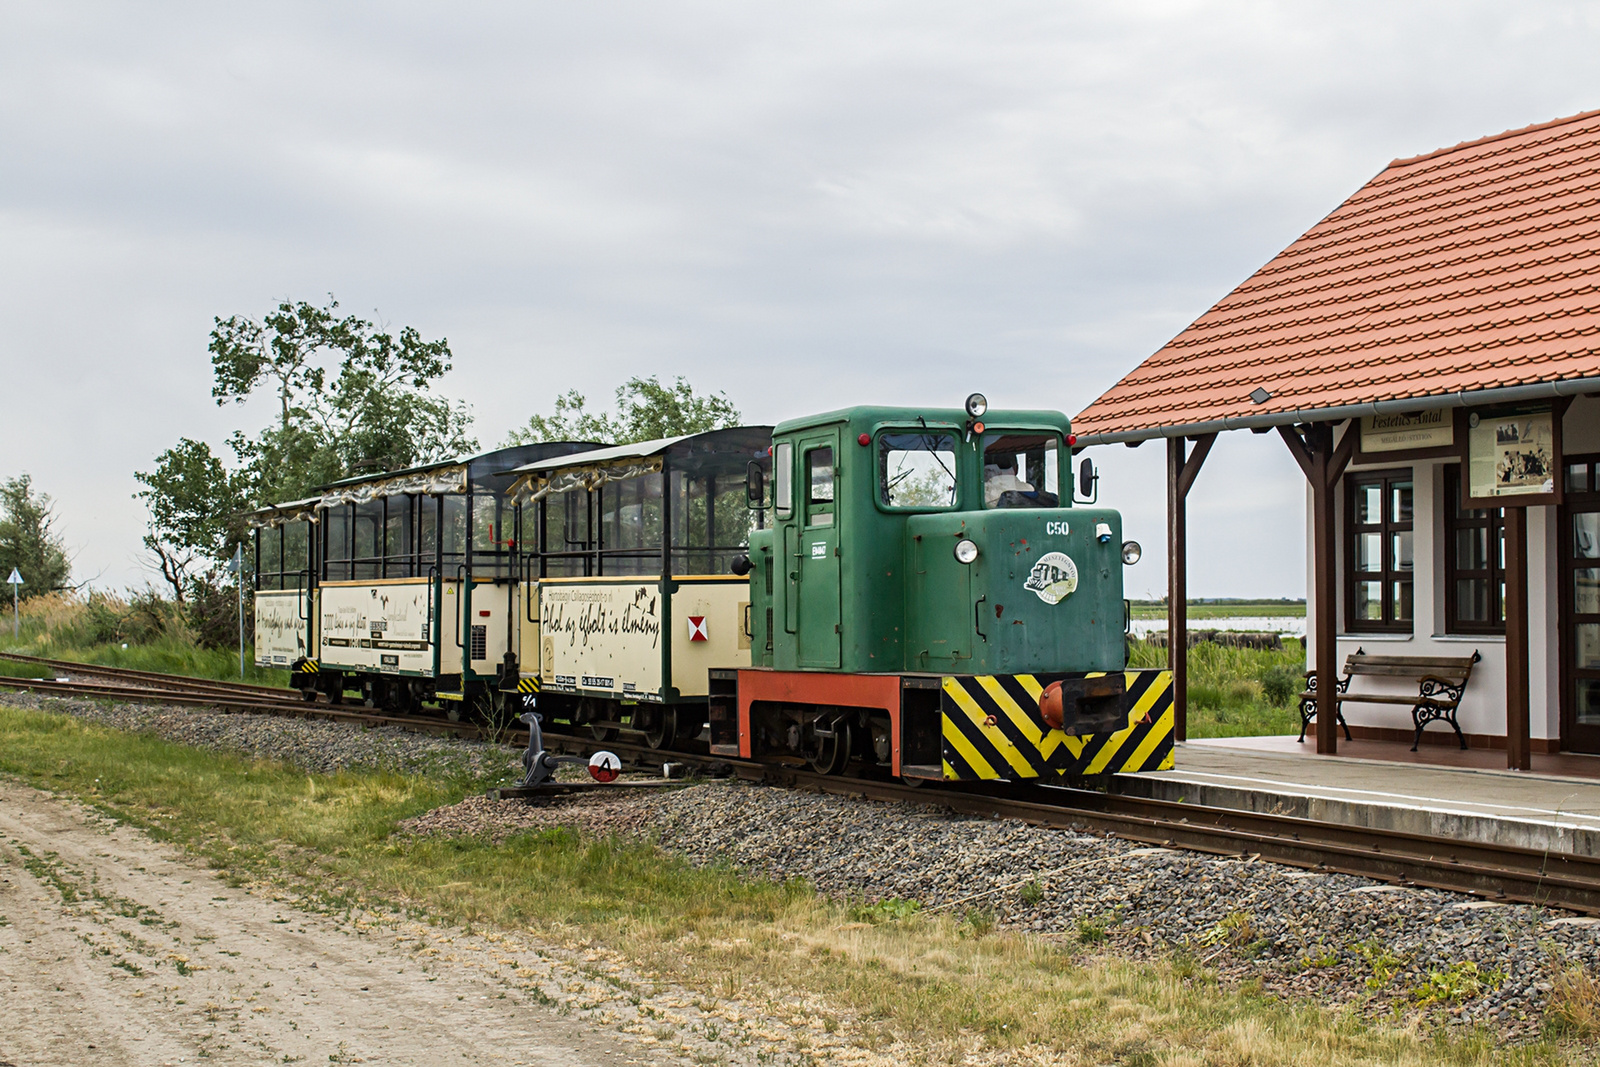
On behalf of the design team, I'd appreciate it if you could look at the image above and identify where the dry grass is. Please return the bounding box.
[1548,964,1600,1036]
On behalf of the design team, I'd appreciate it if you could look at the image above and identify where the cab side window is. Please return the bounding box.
[807,447,835,526]
[773,441,794,519]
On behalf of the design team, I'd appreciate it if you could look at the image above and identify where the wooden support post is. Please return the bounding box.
[1278,422,1357,755]
[1505,505,1531,771]
[1166,433,1215,743]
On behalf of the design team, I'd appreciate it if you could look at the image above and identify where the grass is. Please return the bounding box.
[0,702,1587,1065]
[1130,636,1306,738]
[0,590,288,686]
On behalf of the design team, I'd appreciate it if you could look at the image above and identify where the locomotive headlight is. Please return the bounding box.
[1121,540,1142,565]
[954,538,979,564]
[965,393,988,418]
[1094,522,1113,544]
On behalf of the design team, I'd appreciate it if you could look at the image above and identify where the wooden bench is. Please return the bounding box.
[1299,649,1481,751]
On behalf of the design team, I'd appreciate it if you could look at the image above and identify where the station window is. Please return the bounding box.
[981,432,1061,508]
[1345,470,1413,632]
[878,432,957,509]
[1443,464,1504,633]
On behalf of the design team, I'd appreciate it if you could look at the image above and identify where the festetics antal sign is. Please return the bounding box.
[1359,410,1453,453]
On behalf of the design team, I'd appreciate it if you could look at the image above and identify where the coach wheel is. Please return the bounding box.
[579,699,617,742]
[809,719,852,776]
[643,707,680,750]
[301,689,318,703]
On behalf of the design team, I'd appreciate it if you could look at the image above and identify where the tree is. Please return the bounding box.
[209,296,477,502]
[133,439,253,601]
[136,296,478,599]
[505,376,740,447]
[0,474,71,598]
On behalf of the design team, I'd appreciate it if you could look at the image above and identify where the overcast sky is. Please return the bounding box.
[4,1,1600,598]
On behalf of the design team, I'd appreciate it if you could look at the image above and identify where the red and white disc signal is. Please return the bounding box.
[588,751,622,784]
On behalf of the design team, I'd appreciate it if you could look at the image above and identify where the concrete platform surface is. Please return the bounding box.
[1110,737,1600,857]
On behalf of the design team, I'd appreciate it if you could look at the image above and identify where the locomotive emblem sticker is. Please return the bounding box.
[1023,551,1079,605]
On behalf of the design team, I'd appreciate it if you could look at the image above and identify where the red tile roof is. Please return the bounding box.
[1074,109,1600,442]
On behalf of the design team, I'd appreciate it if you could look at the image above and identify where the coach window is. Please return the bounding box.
[598,473,663,576]
[540,489,591,577]
[1443,464,1504,633]
[284,519,310,585]
[671,455,764,575]
[257,526,282,591]
[352,500,383,580]
[440,495,467,572]
[878,432,957,509]
[471,485,513,578]
[1346,470,1413,632]
[323,505,351,582]
[981,432,1061,508]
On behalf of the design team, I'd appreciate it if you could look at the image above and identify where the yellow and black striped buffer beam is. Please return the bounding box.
[516,676,541,694]
[938,670,1174,780]
[297,659,319,674]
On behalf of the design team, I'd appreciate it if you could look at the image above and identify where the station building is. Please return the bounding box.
[1076,109,1600,770]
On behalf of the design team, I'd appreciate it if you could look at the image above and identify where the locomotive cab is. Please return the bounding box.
[727,400,1172,781]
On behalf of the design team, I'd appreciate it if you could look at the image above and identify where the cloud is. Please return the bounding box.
[3,0,1599,592]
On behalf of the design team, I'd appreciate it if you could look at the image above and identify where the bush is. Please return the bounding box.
[1260,666,1303,707]
[186,576,250,651]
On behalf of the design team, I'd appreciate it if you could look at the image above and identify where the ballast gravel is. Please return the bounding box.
[7,691,1597,1038]
[0,691,517,779]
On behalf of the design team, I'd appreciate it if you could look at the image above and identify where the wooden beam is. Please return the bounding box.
[1164,433,1217,742]
[1277,424,1314,480]
[1505,505,1531,771]
[1309,424,1341,754]
[1178,433,1217,498]
[1168,437,1189,742]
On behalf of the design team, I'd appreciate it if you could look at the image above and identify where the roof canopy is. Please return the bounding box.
[508,426,774,501]
[1075,109,1600,444]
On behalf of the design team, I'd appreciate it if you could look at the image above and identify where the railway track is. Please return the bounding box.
[3,652,1597,915]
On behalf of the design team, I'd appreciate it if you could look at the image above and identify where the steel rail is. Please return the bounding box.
[0,652,307,701]
[4,662,1596,913]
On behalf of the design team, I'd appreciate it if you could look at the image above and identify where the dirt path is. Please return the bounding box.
[0,780,800,1067]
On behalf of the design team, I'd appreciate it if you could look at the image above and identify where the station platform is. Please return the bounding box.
[1110,736,1600,857]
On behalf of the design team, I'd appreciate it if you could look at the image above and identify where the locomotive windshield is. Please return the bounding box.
[878,432,958,509]
[982,431,1062,508]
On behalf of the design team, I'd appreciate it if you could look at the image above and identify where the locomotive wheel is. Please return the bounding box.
[809,720,852,776]
[643,707,676,750]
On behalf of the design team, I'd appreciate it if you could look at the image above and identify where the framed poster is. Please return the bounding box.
[1352,409,1456,463]
[1460,404,1563,509]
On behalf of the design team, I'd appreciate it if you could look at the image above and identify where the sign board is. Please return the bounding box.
[6,568,20,585]
[1354,409,1455,462]
[1461,404,1563,509]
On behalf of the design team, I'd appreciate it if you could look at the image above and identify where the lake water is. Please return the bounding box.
[1130,615,1307,638]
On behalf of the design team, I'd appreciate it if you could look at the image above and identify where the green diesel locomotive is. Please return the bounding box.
[711,395,1173,781]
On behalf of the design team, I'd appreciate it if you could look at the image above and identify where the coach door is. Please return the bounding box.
[1562,454,1600,753]
[795,433,842,668]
